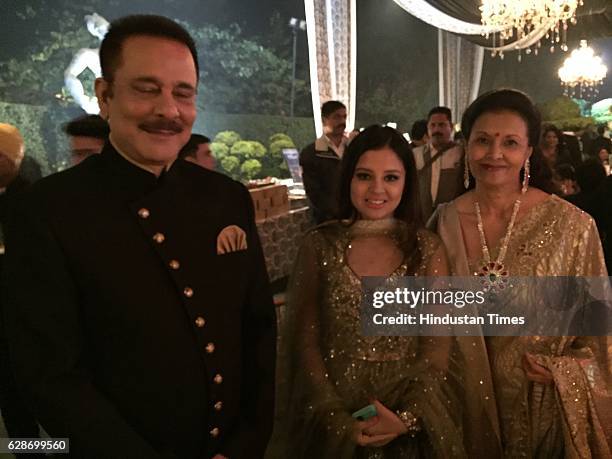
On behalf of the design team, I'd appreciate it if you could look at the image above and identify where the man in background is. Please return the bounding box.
[0,123,44,458]
[412,106,464,222]
[181,133,215,170]
[409,119,428,149]
[300,100,348,223]
[63,114,109,165]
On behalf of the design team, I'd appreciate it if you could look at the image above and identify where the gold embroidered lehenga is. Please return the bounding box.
[432,194,612,457]
[276,219,500,458]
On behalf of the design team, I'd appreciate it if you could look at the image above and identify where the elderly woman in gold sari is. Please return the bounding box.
[430,89,611,457]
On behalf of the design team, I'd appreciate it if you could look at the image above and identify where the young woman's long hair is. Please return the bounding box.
[336,124,423,271]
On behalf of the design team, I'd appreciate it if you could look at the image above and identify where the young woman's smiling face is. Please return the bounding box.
[350,146,406,220]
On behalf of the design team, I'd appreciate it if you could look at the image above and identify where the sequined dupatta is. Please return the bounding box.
[432,195,612,457]
[273,220,501,458]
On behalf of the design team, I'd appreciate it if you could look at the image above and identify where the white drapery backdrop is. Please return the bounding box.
[304,0,356,137]
[438,30,484,124]
[305,0,484,133]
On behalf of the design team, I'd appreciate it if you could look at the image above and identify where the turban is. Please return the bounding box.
[0,123,25,165]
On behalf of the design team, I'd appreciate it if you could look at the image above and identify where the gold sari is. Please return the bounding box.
[433,194,611,458]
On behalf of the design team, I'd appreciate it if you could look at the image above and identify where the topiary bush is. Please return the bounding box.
[268,133,293,145]
[244,141,266,159]
[220,155,240,174]
[240,159,262,179]
[230,140,253,160]
[210,141,229,159]
[214,130,241,148]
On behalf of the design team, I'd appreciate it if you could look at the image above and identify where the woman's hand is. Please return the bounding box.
[522,352,554,385]
[363,400,408,438]
[353,416,397,447]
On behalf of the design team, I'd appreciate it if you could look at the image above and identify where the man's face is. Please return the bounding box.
[95,35,197,171]
[322,108,347,137]
[69,136,105,166]
[186,142,215,170]
[427,113,453,149]
[0,153,18,188]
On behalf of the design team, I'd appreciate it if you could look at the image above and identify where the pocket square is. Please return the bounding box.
[216,225,248,255]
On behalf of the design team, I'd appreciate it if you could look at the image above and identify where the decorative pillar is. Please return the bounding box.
[305,0,357,137]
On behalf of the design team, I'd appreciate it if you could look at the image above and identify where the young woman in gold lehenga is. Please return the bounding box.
[430,89,611,457]
[278,126,499,458]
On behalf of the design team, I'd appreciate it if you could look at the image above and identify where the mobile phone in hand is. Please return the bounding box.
[351,404,377,421]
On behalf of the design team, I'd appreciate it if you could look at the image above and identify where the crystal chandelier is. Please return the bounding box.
[558,40,608,99]
[480,0,583,57]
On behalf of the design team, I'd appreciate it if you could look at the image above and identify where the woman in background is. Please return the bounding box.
[540,124,571,169]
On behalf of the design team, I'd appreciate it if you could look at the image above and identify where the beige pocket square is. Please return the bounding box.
[216,225,248,254]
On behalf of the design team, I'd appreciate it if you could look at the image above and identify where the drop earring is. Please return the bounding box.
[464,153,470,189]
[521,158,530,194]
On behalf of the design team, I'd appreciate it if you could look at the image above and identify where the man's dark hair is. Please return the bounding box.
[100,15,199,83]
[556,163,576,181]
[427,106,452,124]
[575,159,606,193]
[180,133,211,158]
[321,100,346,118]
[63,115,110,139]
[597,124,606,136]
[410,119,428,141]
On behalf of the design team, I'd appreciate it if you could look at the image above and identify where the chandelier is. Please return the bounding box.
[480,0,583,58]
[558,40,608,99]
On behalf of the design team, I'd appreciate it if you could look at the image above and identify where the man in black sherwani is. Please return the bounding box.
[2,15,276,459]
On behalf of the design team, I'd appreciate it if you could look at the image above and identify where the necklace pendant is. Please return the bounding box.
[478,261,509,292]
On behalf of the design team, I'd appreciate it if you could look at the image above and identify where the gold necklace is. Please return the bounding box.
[474,198,521,291]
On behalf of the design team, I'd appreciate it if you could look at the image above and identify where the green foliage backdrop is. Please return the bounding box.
[0,101,51,175]
[537,96,596,130]
[194,112,314,151]
[0,5,316,177]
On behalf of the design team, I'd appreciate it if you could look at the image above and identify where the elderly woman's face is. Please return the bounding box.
[467,110,532,191]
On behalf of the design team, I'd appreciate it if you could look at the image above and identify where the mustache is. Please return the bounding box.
[432,132,444,137]
[139,119,184,133]
[337,123,346,130]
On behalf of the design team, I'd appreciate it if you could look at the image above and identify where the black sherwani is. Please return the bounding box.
[2,144,276,458]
